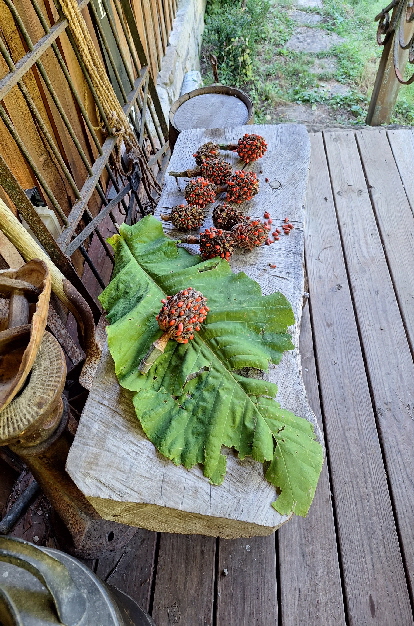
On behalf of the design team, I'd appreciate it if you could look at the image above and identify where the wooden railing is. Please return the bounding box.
[367,0,414,125]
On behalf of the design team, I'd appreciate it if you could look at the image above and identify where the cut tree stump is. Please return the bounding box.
[66,124,322,538]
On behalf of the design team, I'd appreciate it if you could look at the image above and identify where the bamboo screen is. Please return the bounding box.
[0,0,174,312]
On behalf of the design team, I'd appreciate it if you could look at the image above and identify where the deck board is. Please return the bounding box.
[95,529,158,613]
[278,303,346,626]
[151,534,216,625]
[356,129,414,350]
[305,131,413,624]
[216,535,278,626]
[324,129,414,597]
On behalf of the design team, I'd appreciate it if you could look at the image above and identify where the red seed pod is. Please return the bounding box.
[231,219,269,251]
[225,171,259,204]
[199,227,235,261]
[156,288,209,343]
[236,134,267,163]
[184,177,216,207]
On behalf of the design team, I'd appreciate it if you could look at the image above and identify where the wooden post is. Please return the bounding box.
[367,4,414,125]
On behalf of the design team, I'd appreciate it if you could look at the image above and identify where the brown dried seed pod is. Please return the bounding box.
[193,142,220,165]
[169,157,232,185]
[199,227,235,261]
[225,171,259,204]
[184,177,217,207]
[169,204,205,230]
[212,203,249,230]
[232,219,269,251]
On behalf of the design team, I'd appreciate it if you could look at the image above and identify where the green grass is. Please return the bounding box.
[200,0,414,125]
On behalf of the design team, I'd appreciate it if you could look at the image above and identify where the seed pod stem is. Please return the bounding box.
[139,332,170,374]
[218,143,238,151]
[177,235,200,244]
[169,167,200,178]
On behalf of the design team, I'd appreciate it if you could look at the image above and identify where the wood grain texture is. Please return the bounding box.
[66,124,322,537]
[216,535,277,626]
[324,129,414,595]
[356,128,414,350]
[13,0,95,202]
[0,4,75,216]
[387,128,414,210]
[305,132,413,625]
[95,529,158,612]
[278,303,346,626]
[151,534,216,626]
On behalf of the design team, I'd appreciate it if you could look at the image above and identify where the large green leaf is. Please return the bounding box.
[99,216,323,516]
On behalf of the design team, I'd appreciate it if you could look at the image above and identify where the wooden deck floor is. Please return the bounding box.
[2,126,414,625]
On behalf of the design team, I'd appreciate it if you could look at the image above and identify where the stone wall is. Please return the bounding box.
[156,0,206,121]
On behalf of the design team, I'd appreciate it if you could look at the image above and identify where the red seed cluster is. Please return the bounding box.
[199,227,235,261]
[236,134,267,163]
[193,142,220,166]
[212,203,249,231]
[170,204,205,230]
[156,288,209,344]
[225,171,259,204]
[200,157,232,185]
[184,177,216,207]
[231,219,270,251]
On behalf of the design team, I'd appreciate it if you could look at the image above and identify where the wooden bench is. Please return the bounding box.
[66,123,322,538]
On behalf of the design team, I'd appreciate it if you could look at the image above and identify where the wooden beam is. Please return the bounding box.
[367,4,414,125]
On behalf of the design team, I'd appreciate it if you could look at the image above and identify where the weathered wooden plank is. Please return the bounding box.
[0,3,75,216]
[277,302,346,626]
[130,0,150,64]
[216,535,277,626]
[13,0,101,217]
[305,132,413,624]
[148,0,163,69]
[324,128,414,596]
[141,0,159,79]
[387,128,414,216]
[151,534,216,626]
[95,529,157,612]
[155,0,168,54]
[66,124,321,538]
[356,128,414,350]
